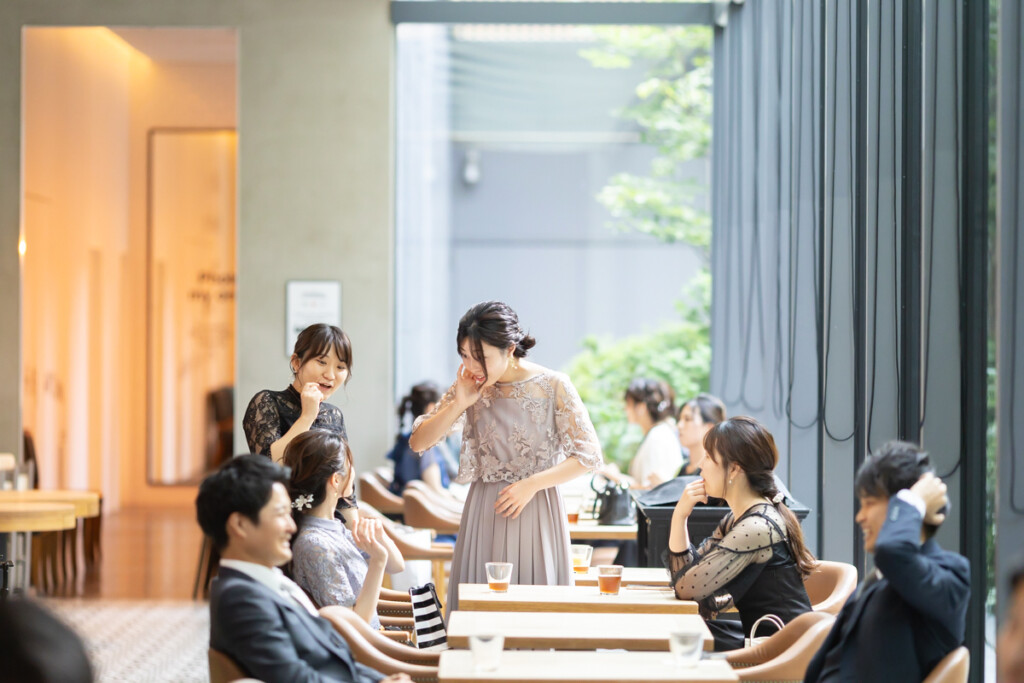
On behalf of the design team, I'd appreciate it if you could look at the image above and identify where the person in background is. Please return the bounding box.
[387,382,452,496]
[804,441,969,683]
[0,598,93,683]
[1000,559,1024,683]
[286,430,404,629]
[667,416,815,651]
[410,301,603,615]
[677,393,726,476]
[602,378,682,489]
[243,323,352,464]
[196,455,410,683]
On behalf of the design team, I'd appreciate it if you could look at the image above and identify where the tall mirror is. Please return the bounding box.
[147,128,237,485]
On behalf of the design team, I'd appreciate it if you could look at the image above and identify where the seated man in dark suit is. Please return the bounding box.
[804,441,970,683]
[196,455,410,683]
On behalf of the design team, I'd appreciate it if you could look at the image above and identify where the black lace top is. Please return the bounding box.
[665,503,811,635]
[242,386,348,456]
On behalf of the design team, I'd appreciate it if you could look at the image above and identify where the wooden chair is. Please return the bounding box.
[401,489,461,535]
[923,647,969,683]
[726,611,835,682]
[321,606,441,666]
[321,608,439,682]
[208,648,261,683]
[373,466,394,487]
[804,560,858,615]
[358,473,405,518]
[403,480,464,517]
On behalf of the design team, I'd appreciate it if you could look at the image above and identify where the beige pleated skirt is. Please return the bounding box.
[445,479,573,618]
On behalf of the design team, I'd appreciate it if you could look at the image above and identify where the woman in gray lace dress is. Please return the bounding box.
[284,430,405,628]
[409,301,603,615]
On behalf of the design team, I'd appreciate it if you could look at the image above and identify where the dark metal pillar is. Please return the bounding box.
[959,0,989,680]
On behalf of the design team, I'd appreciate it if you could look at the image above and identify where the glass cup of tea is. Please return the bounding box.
[485,561,513,593]
[570,544,593,575]
[469,634,504,671]
[597,564,623,595]
[668,629,704,668]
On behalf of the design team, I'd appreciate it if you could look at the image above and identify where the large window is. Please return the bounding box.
[394,18,713,419]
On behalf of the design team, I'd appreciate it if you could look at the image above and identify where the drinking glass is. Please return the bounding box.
[597,564,623,595]
[570,544,593,574]
[668,629,704,668]
[469,634,504,671]
[485,561,513,593]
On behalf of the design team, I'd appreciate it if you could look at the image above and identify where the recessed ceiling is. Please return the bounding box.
[109,27,237,64]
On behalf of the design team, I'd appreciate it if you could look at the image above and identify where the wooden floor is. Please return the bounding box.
[40,505,204,600]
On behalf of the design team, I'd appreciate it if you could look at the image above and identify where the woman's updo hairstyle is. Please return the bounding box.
[703,416,817,576]
[291,324,353,384]
[456,301,536,382]
[283,429,352,526]
[398,382,441,434]
[686,393,726,426]
[624,378,677,423]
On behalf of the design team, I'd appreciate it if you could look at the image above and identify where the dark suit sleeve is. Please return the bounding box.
[873,497,970,623]
[217,582,350,683]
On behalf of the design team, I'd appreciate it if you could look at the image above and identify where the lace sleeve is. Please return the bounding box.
[411,382,466,451]
[242,391,281,456]
[666,509,782,614]
[291,528,357,611]
[553,374,603,470]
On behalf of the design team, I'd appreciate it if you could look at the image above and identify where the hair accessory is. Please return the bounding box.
[656,400,669,412]
[292,494,314,510]
[771,492,785,505]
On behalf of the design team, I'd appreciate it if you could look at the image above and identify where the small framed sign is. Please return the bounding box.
[286,280,341,355]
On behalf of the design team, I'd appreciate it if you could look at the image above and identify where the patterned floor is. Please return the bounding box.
[45,599,210,683]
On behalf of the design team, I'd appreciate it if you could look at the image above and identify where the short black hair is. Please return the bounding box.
[0,598,93,683]
[856,440,940,538]
[196,455,290,552]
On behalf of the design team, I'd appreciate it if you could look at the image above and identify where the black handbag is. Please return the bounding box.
[590,476,637,525]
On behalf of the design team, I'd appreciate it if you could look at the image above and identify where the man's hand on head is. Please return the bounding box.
[910,472,948,526]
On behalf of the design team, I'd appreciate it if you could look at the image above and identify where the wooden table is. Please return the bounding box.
[0,502,77,532]
[439,650,738,683]
[458,583,698,614]
[448,611,713,651]
[573,566,669,587]
[568,520,637,541]
[0,490,100,519]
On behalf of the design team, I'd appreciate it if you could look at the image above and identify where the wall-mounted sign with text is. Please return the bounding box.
[286,280,342,355]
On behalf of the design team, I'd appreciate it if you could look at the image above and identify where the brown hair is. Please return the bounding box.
[684,393,726,426]
[283,430,353,527]
[624,378,677,423]
[291,324,353,384]
[703,416,817,576]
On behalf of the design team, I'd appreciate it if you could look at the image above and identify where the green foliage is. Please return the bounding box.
[564,279,711,467]
[580,25,713,254]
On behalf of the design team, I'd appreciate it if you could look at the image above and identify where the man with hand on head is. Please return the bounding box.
[804,441,970,683]
[196,455,411,683]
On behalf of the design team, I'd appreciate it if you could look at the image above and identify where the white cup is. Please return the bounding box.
[469,633,504,671]
[668,630,703,668]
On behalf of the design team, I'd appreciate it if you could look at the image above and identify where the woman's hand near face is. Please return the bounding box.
[352,518,389,566]
[299,382,323,418]
[673,478,708,519]
[454,364,484,410]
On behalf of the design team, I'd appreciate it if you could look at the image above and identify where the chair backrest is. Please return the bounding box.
[404,480,464,515]
[323,608,440,681]
[727,611,834,668]
[319,605,441,666]
[402,489,461,534]
[208,648,251,683]
[922,647,969,683]
[358,472,405,515]
[736,614,836,682]
[804,560,858,615]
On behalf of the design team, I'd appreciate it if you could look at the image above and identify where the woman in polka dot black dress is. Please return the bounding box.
[665,416,817,651]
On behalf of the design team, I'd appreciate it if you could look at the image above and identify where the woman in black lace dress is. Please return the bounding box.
[666,416,816,651]
[243,324,352,464]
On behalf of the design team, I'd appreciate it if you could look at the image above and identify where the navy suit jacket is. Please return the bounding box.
[804,497,970,683]
[209,567,384,683]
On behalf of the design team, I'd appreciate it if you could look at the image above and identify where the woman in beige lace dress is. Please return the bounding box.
[409,301,603,615]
